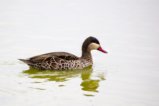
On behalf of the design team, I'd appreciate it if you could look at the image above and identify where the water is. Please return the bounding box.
[0,0,159,106]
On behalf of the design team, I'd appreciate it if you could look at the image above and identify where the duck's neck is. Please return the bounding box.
[81,40,92,61]
[81,51,92,61]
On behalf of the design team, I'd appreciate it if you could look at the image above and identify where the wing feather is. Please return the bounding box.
[29,52,79,63]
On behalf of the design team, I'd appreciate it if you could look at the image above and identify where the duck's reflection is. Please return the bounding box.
[80,70,99,92]
[23,67,105,94]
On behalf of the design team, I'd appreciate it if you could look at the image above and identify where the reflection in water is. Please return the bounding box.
[23,66,105,95]
[80,71,99,92]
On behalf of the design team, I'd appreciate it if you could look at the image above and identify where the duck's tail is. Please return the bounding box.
[18,59,31,65]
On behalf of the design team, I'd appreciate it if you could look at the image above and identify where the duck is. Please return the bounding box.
[19,36,107,70]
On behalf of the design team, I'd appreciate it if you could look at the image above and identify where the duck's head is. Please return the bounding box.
[82,36,107,54]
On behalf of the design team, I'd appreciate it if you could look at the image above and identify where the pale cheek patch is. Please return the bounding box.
[88,43,100,51]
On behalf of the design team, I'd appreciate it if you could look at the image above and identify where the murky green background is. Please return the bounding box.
[0,0,159,106]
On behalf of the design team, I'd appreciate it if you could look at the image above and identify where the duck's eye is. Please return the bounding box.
[88,43,100,51]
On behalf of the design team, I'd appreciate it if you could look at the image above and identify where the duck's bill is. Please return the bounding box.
[97,47,108,53]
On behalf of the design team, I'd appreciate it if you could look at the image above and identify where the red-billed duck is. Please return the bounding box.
[19,36,107,70]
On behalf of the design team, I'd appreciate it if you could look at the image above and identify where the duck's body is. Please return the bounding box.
[20,52,92,70]
[19,36,107,70]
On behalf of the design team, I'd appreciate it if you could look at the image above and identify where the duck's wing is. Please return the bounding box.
[19,52,79,64]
